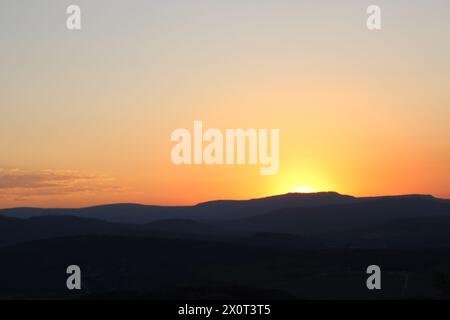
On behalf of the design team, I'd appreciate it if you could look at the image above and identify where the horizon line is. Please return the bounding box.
[0,191,447,211]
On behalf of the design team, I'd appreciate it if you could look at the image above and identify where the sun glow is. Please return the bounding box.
[271,170,333,197]
[292,186,316,193]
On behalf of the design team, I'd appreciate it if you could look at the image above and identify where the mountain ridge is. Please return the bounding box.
[1,192,448,224]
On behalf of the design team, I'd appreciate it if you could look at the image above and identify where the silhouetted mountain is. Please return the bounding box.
[0,215,132,247]
[229,196,450,236]
[193,192,356,219]
[0,204,185,224]
[1,192,450,299]
[0,214,241,247]
[1,193,449,249]
[324,214,450,248]
[143,219,222,235]
[0,192,380,223]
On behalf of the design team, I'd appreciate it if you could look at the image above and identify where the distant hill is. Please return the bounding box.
[144,219,223,235]
[1,192,450,249]
[2,193,450,299]
[324,214,450,248]
[0,205,185,224]
[228,196,450,236]
[0,215,132,247]
[0,214,236,247]
[0,192,361,223]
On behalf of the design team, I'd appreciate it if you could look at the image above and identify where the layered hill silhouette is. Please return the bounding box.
[2,192,447,223]
[0,192,449,248]
[1,192,356,222]
[1,192,450,299]
[229,196,450,235]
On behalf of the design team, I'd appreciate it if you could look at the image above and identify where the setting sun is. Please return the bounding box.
[292,186,316,194]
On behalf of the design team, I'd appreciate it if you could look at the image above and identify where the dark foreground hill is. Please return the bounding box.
[1,192,450,299]
[1,235,450,299]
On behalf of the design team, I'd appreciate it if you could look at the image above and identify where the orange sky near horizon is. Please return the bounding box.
[0,0,449,208]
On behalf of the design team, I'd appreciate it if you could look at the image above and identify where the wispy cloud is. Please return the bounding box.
[0,168,123,200]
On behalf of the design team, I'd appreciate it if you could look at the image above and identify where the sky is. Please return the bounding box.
[0,0,449,208]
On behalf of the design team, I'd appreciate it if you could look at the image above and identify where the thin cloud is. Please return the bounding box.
[0,168,123,200]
